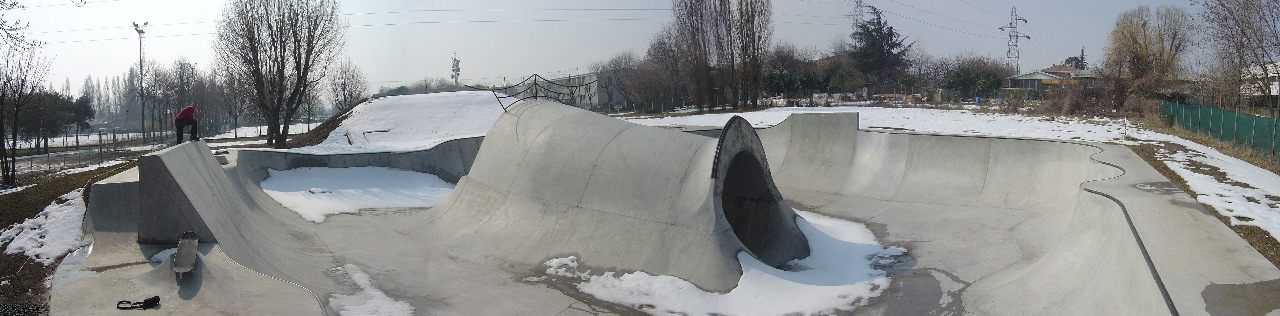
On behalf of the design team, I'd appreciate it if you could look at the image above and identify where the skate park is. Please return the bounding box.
[49,96,1280,315]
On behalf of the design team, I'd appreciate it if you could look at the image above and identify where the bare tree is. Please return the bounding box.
[0,0,33,46]
[0,45,49,186]
[671,0,773,110]
[629,26,684,111]
[1100,5,1193,112]
[328,58,367,112]
[1197,0,1280,106]
[673,0,713,111]
[215,0,344,148]
[590,51,639,111]
[736,0,771,108]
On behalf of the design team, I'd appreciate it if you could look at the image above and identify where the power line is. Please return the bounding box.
[28,21,214,35]
[348,17,664,28]
[40,17,673,45]
[29,8,672,35]
[20,0,122,9]
[879,0,997,29]
[345,8,672,16]
[959,0,1004,17]
[794,0,856,6]
[878,8,1000,39]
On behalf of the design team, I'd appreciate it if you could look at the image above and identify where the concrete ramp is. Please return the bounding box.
[55,142,325,314]
[429,99,808,291]
[759,113,1280,315]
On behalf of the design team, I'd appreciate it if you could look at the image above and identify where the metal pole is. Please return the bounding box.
[134,22,148,143]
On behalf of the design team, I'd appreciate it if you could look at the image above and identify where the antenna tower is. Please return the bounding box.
[998,7,1030,72]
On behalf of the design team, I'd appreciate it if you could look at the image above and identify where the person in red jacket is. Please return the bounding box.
[174,103,198,144]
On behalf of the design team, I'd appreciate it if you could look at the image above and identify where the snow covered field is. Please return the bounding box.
[284,91,504,154]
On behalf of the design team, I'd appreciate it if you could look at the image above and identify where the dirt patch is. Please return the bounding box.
[0,161,136,308]
[1128,143,1280,269]
[288,102,361,148]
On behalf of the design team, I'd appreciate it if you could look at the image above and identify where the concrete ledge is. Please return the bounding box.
[233,136,483,184]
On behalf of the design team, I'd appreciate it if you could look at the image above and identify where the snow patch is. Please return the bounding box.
[0,189,92,265]
[537,210,904,315]
[55,159,127,175]
[328,264,415,316]
[259,167,455,223]
[0,184,34,196]
[150,248,178,263]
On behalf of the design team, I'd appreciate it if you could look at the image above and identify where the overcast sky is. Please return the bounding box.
[10,0,1195,95]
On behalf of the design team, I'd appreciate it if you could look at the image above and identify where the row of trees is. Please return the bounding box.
[0,0,374,186]
[593,0,773,113]
[593,3,1016,112]
[1,0,55,186]
[371,76,465,98]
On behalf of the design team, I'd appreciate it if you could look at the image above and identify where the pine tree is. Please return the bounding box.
[849,7,912,94]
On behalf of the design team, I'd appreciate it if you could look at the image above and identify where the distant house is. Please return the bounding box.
[1041,64,1080,79]
[1242,63,1280,96]
[1006,64,1093,93]
[1007,71,1063,91]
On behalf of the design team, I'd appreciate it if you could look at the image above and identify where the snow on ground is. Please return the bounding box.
[1130,130,1280,239]
[0,189,91,265]
[259,167,455,223]
[328,264,416,316]
[54,159,127,175]
[536,210,904,315]
[0,184,34,196]
[286,92,505,154]
[208,140,267,148]
[628,106,1134,143]
[207,122,320,140]
[121,144,166,152]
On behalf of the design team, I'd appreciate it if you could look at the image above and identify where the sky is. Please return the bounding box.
[7,0,1196,96]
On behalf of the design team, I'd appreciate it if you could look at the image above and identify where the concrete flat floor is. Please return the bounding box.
[51,107,1280,315]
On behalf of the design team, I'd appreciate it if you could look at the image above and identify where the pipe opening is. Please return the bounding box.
[720,151,788,263]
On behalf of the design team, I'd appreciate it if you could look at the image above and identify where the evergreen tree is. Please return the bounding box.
[849,7,912,94]
[1064,47,1088,70]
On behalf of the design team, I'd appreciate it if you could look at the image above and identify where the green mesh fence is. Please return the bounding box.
[1163,101,1280,156]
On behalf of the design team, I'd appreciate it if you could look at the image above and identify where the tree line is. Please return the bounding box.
[0,0,371,187]
[591,3,1025,113]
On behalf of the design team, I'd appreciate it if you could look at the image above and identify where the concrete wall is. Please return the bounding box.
[232,136,483,184]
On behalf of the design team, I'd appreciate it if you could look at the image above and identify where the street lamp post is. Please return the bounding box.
[133,22,147,142]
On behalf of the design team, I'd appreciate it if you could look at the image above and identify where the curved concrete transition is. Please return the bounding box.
[444,100,809,290]
[51,100,1280,315]
[758,113,1280,315]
